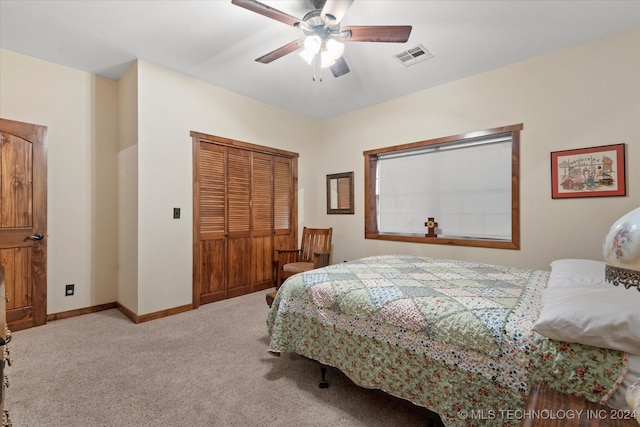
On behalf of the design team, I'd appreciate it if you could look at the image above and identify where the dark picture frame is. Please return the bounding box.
[551,143,626,199]
[326,172,354,214]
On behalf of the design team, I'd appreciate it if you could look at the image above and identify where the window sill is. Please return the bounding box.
[365,233,520,250]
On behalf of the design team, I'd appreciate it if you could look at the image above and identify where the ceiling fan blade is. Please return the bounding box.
[232,0,301,27]
[342,25,412,43]
[255,39,304,64]
[321,0,354,25]
[330,56,350,78]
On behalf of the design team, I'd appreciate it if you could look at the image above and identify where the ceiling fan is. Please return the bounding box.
[231,0,412,81]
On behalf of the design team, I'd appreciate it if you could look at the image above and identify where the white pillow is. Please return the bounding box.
[547,259,607,288]
[534,259,640,355]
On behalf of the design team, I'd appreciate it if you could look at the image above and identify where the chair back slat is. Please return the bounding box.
[299,227,332,262]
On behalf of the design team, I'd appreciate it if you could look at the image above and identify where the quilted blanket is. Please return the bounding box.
[267,255,628,426]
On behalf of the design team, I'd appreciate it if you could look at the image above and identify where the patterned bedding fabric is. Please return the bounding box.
[267,255,628,427]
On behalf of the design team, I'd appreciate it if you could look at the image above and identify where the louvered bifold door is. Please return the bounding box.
[226,148,252,297]
[197,142,227,304]
[273,156,295,254]
[251,152,274,290]
[193,130,298,305]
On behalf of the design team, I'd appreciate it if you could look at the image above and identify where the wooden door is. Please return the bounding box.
[273,156,296,253]
[226,147,252,298]
[192,131,297,307]
[195,142,226,305]
[0,118,47,331]
[250,152,274,291]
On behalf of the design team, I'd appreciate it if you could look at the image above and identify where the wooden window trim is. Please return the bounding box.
[363,124,522,250]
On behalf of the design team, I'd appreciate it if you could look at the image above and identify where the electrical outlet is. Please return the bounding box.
[65,284,75,296]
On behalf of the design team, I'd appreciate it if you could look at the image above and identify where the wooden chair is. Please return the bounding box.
[266,227,332,307]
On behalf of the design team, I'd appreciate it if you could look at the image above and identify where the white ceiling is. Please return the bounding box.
[1,1,639,120]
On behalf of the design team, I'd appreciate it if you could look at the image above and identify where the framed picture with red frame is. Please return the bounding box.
[551,143,626,199]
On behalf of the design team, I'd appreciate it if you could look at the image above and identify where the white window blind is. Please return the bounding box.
[376,136,513,240]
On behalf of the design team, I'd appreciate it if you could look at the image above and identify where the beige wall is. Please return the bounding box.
[0,49,119,313]
[312,28,640,270]
[0,27,637,317]
[0,48,319,317]
[117,62,139,313]
[134,60,319,315]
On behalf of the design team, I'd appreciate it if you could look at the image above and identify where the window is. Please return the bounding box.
[364,124,522,249]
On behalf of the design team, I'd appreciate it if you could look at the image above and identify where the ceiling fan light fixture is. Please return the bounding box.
[299,35,323,65]
[299,49,336,68]
[325,38,344,59]
[303,35,322,55]
[320,54,336,68]
[299,37,344,68]
[299,49,313,65]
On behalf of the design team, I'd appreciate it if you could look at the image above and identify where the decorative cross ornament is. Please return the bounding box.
[425,217,438,237]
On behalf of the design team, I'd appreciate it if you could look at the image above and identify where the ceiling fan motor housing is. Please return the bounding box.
[302,9,325,29]
[310,0,327,11]
[300,9,349,41]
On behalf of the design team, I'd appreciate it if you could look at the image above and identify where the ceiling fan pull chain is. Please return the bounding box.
[312,51,323,82]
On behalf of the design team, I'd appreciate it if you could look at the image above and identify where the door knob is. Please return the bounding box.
[26,233,44,241]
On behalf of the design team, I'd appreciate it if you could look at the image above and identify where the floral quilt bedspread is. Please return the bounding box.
[267,255,627,426]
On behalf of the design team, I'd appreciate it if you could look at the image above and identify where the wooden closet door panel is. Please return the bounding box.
[227,148,251,295]
[251,236,273,289]
[227,237,251,297]
[251,153,274,289]
[199,240,226,303]
[273,156,292,234]
[227,148,250,238]
[197,143,226,304]
[198,142,226,239]
[273,156,296,252]
[251,153,272,237]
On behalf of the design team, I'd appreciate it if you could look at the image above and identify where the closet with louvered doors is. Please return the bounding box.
[191,131,298,307]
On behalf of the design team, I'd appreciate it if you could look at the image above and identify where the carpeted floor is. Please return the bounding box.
[5,291,442,426]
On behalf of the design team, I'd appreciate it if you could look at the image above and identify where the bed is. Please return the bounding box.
[266,255,639,426]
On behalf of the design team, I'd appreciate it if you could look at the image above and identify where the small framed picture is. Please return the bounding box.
[551,143,626,199]
[326,172,354,214]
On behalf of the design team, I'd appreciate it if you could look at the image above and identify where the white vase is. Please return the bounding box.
[626,379,640,425]
[603,207,640,289]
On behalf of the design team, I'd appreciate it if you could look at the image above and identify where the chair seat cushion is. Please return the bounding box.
[283,262,314,274]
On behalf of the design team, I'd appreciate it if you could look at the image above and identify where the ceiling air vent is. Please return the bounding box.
[393,44,433,67]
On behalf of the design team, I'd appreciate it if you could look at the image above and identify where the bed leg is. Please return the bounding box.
[319,366,329,388]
